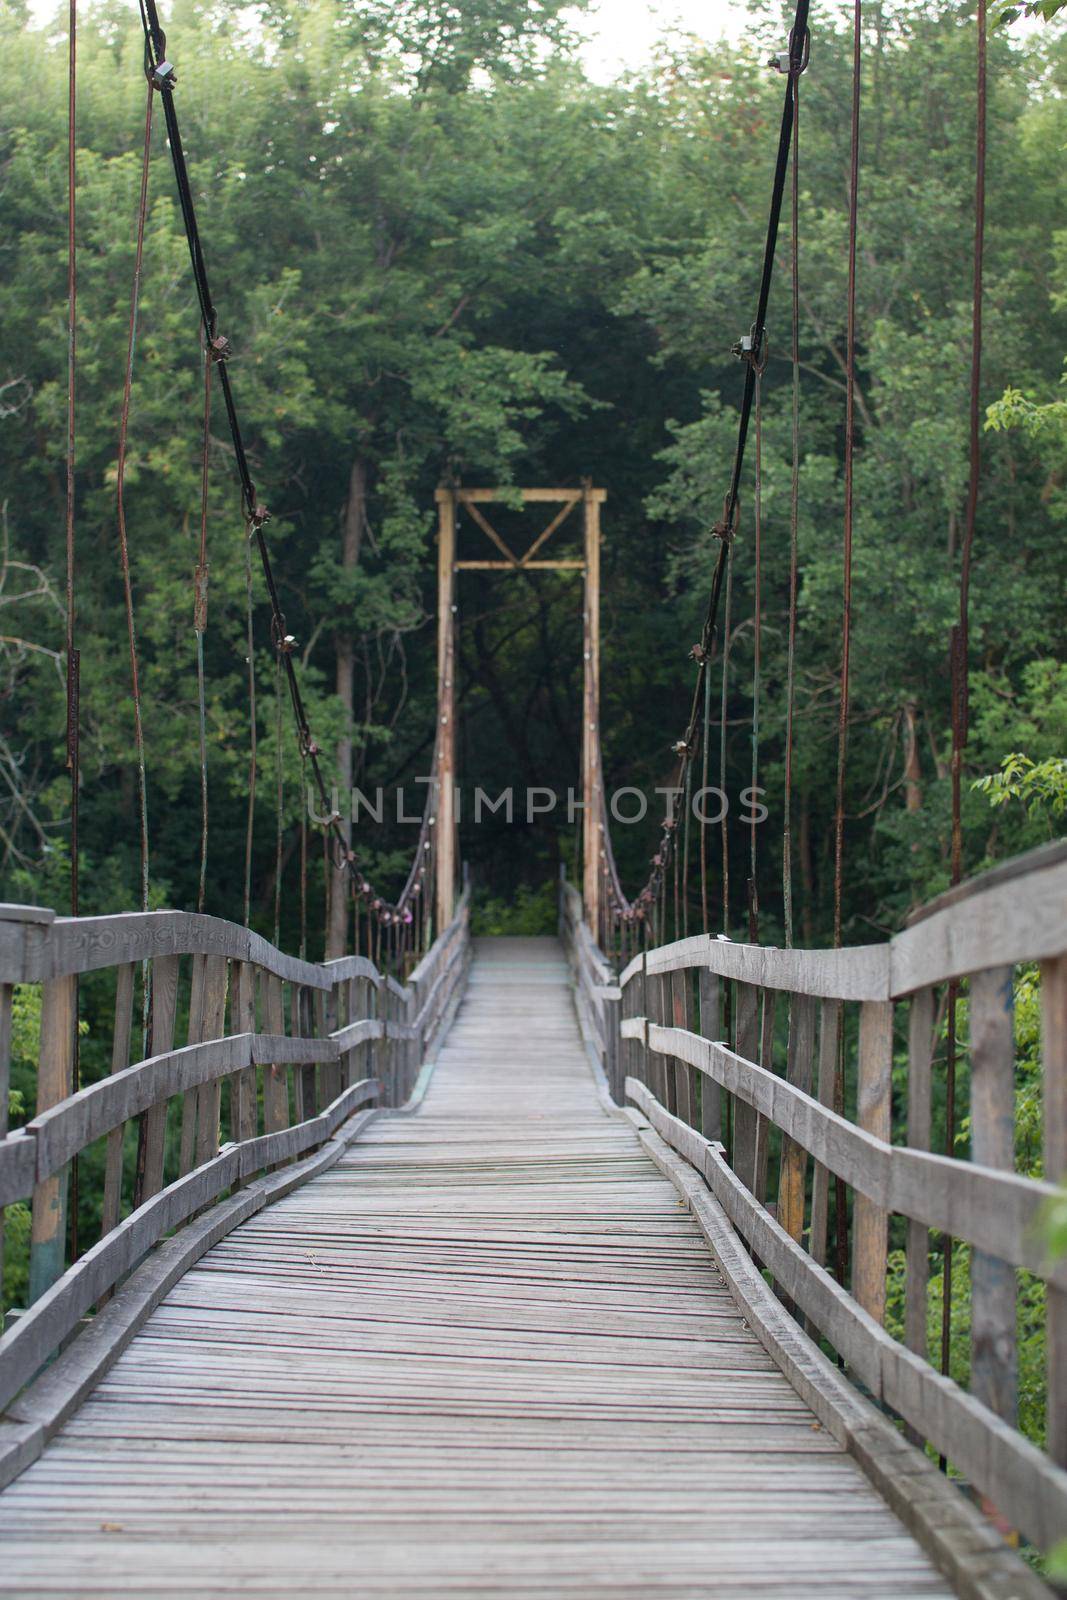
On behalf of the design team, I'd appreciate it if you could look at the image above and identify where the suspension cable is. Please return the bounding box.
[595,5,810,947]
[66,0,81,1266]
[194,341,210,913]
[783,59,802,950]
[833,0,861,952]
[942,0,987,1422]
[116,82,154,919]
[135,0,435,937]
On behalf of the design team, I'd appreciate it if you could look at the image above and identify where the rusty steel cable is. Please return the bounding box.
[66,0,81,1266]
[595,9,809,948]
[783,62,801,950]
[941,0,987,1423]
[749,367,764,944]
[833,0,861,954]
[830,0,863,1295]
[115,83,155,922]
[136,0,437,932]
[720,546,733,935]
[242,526,257,929]
[194,342,211,913]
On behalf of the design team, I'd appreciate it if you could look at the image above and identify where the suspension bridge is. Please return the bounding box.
[1,0,1066,1593]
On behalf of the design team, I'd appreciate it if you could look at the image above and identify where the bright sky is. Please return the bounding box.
[26,0,752,81]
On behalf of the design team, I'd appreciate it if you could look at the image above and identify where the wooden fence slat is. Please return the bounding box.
[194,957,229,1169]
[754,988,777,1205]
[179,954,206,1178]
[969,965,1018,1427]
[904,985,934,1446]
[670,969,693,1126]
[0,981,12,1307]
[262,974,289,1138]
[698,969,721,1142]
[776,992,815,1242]
[853,999,894,1324]
[809,998,841,1268]
[100,963,135,1249]
[231,961,257,1145]
[732,982,760,1193]
[1043,951,1067,1467]
[135,954,179,1207]
[28,976,76,1304]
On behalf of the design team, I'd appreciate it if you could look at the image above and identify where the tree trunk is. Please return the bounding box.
[327,457,367,959]
[903,701,922,813]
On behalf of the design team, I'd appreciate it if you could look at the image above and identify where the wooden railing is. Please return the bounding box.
[561,843,1067,1559]
[0,886,470,1430]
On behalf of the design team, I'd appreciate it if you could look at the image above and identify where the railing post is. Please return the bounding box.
[1044,952,1067,1467]
[29,975,76,1304]
[969,965,1018,1429]
[853,998,894,1324]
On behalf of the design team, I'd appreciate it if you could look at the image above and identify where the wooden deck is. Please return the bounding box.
[0,937,953,1597]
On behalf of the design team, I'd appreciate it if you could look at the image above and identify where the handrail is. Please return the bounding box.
[564,843,1067,1561]
[617,839,1067,1000]
[0,885,472,1426]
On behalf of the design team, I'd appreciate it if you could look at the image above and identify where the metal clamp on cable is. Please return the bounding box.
[732,324,768,373]
[767,25,810,75]
[149,57,176,90]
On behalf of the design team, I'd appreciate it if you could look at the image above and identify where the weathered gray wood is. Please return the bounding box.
[28,976,75,1304]
[753,987,777,1205]
[0,980,11,1304]
[626,1083,1058,1590]
[136,954,178,1206]
[1043,951,1067,1468]
[903,988,934,1380]
[968,965,1017,1427]
[731,982,759,1193]
[194,957,229,1169]
[626,1073,1067,1557]
[777,993,816,1244]
[669,969,694,1126]
[852,1001,893,1325]
[178,954,206,1178]
[262,973,290,1138]
[642,1020,1067,1287]
[809,999,841,1269]
[640,932,890,1002]
[231,961,257,1146]
[0,1131,36,1208]
[101,963,135,1249]
[697,968,721,1142]
[892,847,1067,997]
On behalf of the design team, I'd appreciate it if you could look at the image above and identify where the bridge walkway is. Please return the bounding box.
[0,937,951,1597]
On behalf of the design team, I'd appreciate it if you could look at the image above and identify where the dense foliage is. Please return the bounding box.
[1,0,1064,949]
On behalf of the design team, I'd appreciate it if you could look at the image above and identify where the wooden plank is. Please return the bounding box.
[0,980,11,1304]
[28,976,76,1304]
[777,993,816,1243]
[892,849,1067,996]
[135,954,178,1206]
[231,961,258,1146]
[627,1074,1067,1558]
[753,988,777,1205]
[809,999,841,1268]
[698,969,721,1142]
[642,933,889,1002]
[194,957,229,1169]
[852,1001,893,1325]
[968,966,1017,1427]
[644,1019,1067,1286]
[101,964,135,1248]
[178,955,206,1178]
[1043,951,1067,1467]
[262,974,289,1138]
[903,988,934,1386]
[731,982,759,1193]
[669,969,693,1127]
